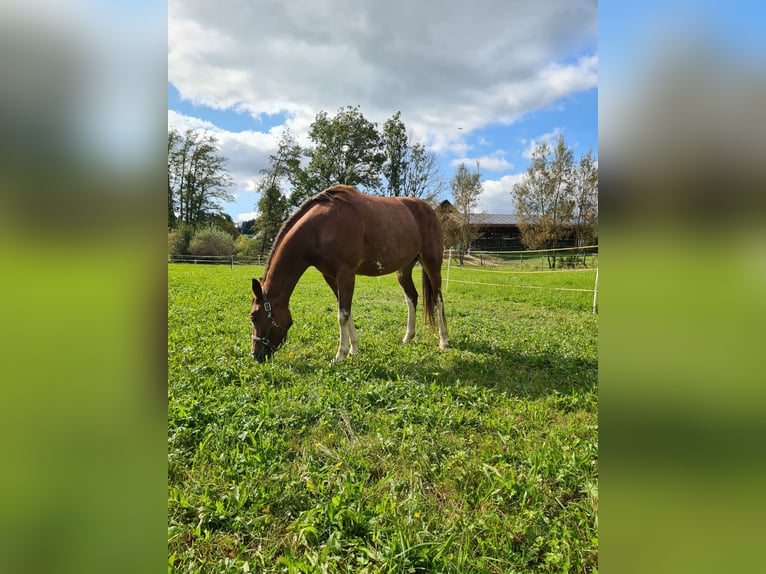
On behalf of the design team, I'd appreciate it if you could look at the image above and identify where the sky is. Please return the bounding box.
[168,0,598,223]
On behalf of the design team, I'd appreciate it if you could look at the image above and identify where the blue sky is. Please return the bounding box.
[169,0,598,223]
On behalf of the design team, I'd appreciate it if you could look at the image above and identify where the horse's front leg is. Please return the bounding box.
[335,312,359,361]
[347,316,359,355]
[335,309,352,362]
[333,268,357,363]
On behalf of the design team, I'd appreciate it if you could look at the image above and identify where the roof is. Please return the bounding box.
[468,213,519,226]
[438,201,519,226]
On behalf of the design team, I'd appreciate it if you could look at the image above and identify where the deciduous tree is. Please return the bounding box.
[299,106,385,200]
[573,148,598,247]
[382,112,445,201]
[450,161,483,265]
[512,134,580,268]
[168,129,233,228]
[254,129,297,255]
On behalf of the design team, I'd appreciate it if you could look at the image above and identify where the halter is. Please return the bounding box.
[251,292,287,355]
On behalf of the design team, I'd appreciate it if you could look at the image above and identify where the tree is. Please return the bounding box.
[450,162,483,265]
[402,143,445,203]
[238,219,256,236]
[168,128,234,228]
[512,134,577,268]
[207,213,239,239]
[168,130,181,229]
[381,112,445,202]
[436,201,463,252]
[299,106,385,200]
[254,183,289,257]
[278,107,443,208]
[254,129,298,256]
[234,234,261,258]
[167,222,194,256]
[381,112,408,197]
[573,148,598,248]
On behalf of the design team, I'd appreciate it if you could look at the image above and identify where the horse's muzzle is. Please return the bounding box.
[252,348,271,363]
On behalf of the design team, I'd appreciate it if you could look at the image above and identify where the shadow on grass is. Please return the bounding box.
[280,333,597,403]
[440,337,598,400]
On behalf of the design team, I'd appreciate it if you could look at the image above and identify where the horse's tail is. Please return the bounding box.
[422,269,440,328]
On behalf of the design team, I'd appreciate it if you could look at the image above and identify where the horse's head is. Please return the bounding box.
[250,278,291,362]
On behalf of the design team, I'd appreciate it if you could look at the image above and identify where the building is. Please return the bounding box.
[437,200,588,251]
[438,200,524,251]
[467,212,526,251]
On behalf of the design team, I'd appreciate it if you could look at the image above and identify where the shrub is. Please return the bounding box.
[168,224,194,256]
[234,234,261,258]
[188,228,236,256]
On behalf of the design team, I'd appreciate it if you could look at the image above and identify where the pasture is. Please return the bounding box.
[168,261,598,573]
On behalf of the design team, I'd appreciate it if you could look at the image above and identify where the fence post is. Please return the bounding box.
[592,267,599,314]
[446,248,452,291]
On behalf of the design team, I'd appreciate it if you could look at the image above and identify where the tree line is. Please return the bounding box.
[168,106,597,264]
[168,106,449,257]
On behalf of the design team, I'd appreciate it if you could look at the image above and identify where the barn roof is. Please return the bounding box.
[438,201,519,226]
[469,213,519,226]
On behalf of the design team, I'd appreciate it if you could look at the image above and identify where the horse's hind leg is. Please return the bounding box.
[434,292,448,350]
[420,253,449,350]
[396,259,418,344]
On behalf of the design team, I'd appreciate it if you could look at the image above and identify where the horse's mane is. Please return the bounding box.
[263,186,356,279]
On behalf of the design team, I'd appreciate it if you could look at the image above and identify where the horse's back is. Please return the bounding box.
[312,185,442,275]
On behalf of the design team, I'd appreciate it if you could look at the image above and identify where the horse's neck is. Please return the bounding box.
[262,247,308,308]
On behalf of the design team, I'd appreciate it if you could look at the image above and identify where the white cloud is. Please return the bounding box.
[169,1,597,218]
[476,174,525,214]
[540,54,598,98]
[451,151,512,172]
[169,0,597,148]
[521,128,564,159]
[235,211,259,222]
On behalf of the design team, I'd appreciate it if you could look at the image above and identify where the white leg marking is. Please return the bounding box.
[402,296,416,344]
[335,309,350,362]
[435,295,448,350]
[348,315,359,355]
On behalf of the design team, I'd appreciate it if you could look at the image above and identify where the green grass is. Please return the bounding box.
[168,263,598,573]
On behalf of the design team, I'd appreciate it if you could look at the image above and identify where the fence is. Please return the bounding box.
[168,254,266,267]
[168,246,599,313]
[445,246,599,313]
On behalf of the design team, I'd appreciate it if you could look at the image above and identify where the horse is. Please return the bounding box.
[250,184,449,362]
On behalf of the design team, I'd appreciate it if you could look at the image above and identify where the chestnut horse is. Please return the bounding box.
[250,184,448,362]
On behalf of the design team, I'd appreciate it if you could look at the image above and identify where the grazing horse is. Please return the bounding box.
[250,184,448,362]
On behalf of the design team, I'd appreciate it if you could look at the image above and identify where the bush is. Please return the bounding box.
[234,234,261,258]
[168,224,194,256]
[188,228,236,256]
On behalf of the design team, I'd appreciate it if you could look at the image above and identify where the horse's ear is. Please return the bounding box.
[252,278,263,299]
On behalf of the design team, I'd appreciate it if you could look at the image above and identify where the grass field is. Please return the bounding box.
[168,262,598,573]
